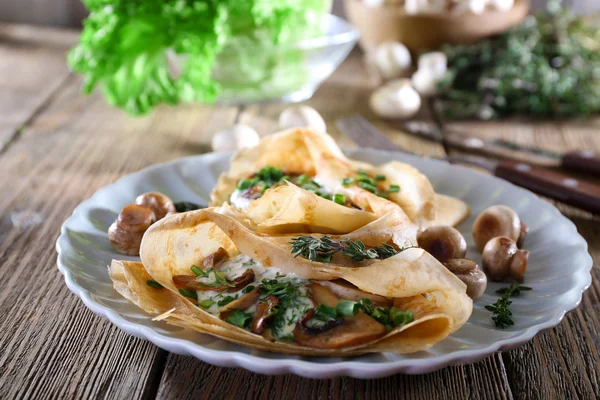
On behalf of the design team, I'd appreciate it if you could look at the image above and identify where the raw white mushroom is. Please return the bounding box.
[211,124,260,152]
[490,0,514,11]
[417,52,448,79]
[374,42,412,80]
[412,52,448,96]
[453,0,487,15]
[278,105,326,133]
[369,79,421,119]
[362,0,385,7]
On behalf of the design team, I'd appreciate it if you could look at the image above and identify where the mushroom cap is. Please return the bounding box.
[517,221,529,248]
[444,258,487,300]
[136,192,176,220]
[279,105,326,133]
[108,204,156,255]
[481,236,518,281]
[509,249,529,283]
[418,225,467,262]
[472,205,521,252]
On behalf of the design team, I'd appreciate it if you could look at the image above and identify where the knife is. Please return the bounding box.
[336,116,600,215]
[401,121,600,176]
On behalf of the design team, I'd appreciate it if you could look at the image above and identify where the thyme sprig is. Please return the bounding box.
[289,236,402,263]
[485,284,532,328]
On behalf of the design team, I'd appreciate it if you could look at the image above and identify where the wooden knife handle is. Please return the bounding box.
[561,151,600,175]
[495,160,600,214]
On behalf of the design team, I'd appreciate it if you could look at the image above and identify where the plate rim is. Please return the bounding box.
[56,149,593,378]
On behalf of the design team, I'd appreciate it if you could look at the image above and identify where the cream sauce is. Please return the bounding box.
[196,254,314,338]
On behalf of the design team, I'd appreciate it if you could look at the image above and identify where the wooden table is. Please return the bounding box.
[1,23,599,400]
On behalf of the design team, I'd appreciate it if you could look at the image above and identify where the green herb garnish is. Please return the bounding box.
[375,174,386,181]
[190,265,204,277]
[146,280,163,289]
[225,310,254,328]
[174,201,203,212]
[388,185,400,193]
[358,181,378,193]
[217,295,237,307]
[242,285,256,294]
[290,236,403,263]
[333,194,346,205]
[198,299,216,308]
[314,304,338,320]
[179,288,198,300]
[336,300,360,317]
[341,177,354,186]
[486,284,532,328]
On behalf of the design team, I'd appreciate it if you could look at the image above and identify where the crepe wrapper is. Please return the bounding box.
[109,208,472,356]
[209,127,469,230]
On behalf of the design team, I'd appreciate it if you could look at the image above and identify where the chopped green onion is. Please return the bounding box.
[358,298,375,315]
[242,285,256,294]
[370,307,389,325]
[341,177,354,186]
[314,304,337,320]
[357,169,368,176]
[217,295,236,307]
[333,194,345,205]
[375,174,386,181]
[390,308,413,327]
[376,191,389,199]
[225,310,254,328]
[179,288,198,300]
[358,181,378,193]
[388,185,400,193]
[356,175,378,186]
[190,265,205,277]
[296,174,312,185]
[198,299,216,308]
[336,300,359,317]
[146,280,163,289]
[237,179,255,190]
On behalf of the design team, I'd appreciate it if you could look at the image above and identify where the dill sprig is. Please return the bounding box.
[290,236,402,263]
[485,284,532,328]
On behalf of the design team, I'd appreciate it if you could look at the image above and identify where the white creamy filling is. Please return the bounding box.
[196,254,313,337]
[229,189,253,211]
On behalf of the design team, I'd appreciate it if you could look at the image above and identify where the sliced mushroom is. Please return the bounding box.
[517,222,529,248]
[472,205,522,252]
[108,204,156,255]
[418,226,467,262]
[293,311,387,349]
[443,258,487,300]
[317,280,392,307]
[307,283,340,307]
[219,287,260,320]
[203,247,229,269]
[173,269,255,293]
[481,236,519,281]
[251,295,280,334]
[135,192,176,220]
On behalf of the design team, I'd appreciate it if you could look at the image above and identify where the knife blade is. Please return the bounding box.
[337,116,600,215]
[401,121,600,175]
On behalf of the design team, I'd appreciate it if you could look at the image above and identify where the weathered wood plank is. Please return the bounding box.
[0,23,78,153]
[0,75,239,399]
[157,353,512,400]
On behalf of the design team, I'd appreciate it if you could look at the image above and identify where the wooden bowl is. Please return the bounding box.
[344,0,530,52]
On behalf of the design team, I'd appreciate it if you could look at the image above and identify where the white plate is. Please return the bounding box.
[56,149,593,378]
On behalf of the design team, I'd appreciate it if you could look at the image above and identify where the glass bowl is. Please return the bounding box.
[169,14,359,105]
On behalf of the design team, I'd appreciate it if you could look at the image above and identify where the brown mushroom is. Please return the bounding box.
[293,310,387,349]
[108,204,156,255]
[306,283,339,307]
[251,295,280,334]
[517,222,529,248]
[219,287,260,320]
[472,205,521,252]
[203,247,229,269]
[135,192,176,220]
[317,280,392,307]
[509,249,529,283]
[481,236,519,281]
[173,269,255,293]
[418,226,467,262]
[443,258,488,300]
